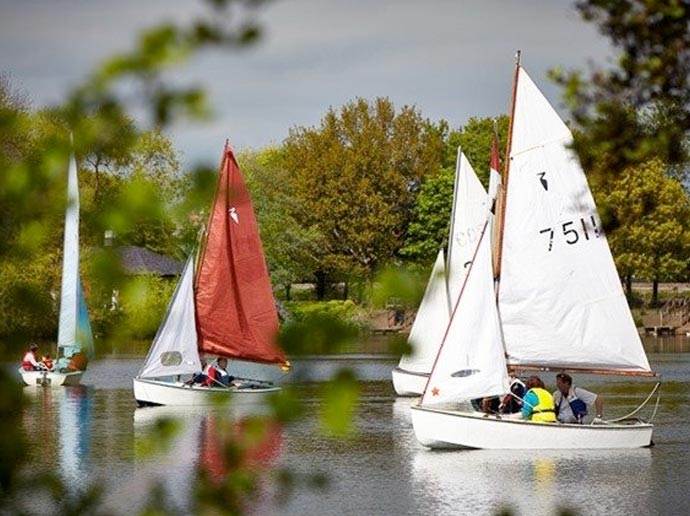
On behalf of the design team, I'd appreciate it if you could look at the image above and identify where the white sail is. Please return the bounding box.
[498,67,651,373]
[138,257,202,378]
[398,250,448,374]
[57,151,80,352]
[446,150,489,305]
[397,152,488,382]
[422,222,509,405]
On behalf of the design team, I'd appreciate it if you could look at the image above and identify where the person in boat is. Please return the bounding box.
[185,356,209,385]
[22,344,48,371]
[521,375,556,423]
[499,373,526,414]
[200,357,235,387]
[552,372,604,424]
[40,353,55,371]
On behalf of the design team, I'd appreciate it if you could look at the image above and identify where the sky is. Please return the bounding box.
[0,0,613,167]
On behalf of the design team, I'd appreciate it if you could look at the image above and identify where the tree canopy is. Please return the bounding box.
[594,158,690,303]
[283,97,445,291]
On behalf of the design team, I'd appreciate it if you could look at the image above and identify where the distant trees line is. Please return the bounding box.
[1,80,689,341]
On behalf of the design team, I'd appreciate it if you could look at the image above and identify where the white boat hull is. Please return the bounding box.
[410,405,654,450]
[133,377,280,407]
[19,368,83,387]
[392,367,428,397]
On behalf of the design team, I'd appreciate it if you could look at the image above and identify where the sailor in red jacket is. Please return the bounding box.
[201,357,235,387]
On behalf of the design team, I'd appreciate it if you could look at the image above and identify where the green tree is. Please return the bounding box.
[553,1,690,177]
[401,115,509,265]
[594,159,690,305]
[444,115,509,185]
[283,97,445,298]
[238,147,324,300]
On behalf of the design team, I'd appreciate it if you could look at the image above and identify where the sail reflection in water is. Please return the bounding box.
[22,386,92,490]
[132,406,282,513]
[59,386,92,489]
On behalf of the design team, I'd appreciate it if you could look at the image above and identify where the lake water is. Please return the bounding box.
[15,337,690,515]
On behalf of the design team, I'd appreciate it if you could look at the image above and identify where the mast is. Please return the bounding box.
[493,50,520,283]
[444,147,463,315]
[194,139,230,286]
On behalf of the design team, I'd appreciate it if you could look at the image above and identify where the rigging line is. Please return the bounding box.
[604,382,661,423]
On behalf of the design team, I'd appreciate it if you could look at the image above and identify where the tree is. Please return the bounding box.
[400,116,509,265]
[238,147,325,300]
[283,97,445,297]
[553,1,690,177]
[444,115,509,185]
[594,159,690,305]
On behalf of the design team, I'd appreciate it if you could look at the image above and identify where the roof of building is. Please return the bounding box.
[118,246,184,276]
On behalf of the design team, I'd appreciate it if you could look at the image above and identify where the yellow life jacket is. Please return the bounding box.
[528,387,557,423]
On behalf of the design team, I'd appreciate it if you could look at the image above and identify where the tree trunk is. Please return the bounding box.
[652,278,659,308]
[284,284,291,302]
[343,280,349,301]
[315,271,326,301]
[625,274,632,299]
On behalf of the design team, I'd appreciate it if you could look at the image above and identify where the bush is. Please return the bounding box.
[118,275,177,339]
[0,255,58,344]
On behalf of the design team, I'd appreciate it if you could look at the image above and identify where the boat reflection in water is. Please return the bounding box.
[409,446,653,515]
[392,396,655,515]
[131,404,282,513]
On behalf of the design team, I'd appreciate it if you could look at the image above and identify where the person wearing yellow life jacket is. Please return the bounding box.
[521,375,557,423]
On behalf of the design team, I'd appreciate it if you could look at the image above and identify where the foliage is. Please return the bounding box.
[401,116,509,264]
[0,2,375,515]
[238,148,325,297]
[283,97,445,287]
[552,1,690,177]
[116,274,178,339]
[593,158,690,303]
[0,253,59,342]
[444,115,510,185]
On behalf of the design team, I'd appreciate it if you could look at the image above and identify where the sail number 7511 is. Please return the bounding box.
[539,216,600,251]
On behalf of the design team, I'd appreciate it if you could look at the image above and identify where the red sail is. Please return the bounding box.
[195,143,285,365]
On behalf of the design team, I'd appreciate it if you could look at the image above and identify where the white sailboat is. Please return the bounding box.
[411,55,658,449]
[133,142,289,406]
[392,151,488,396]
[20,147,94,387]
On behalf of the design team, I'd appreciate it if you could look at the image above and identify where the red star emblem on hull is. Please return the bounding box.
[431,387,439,396]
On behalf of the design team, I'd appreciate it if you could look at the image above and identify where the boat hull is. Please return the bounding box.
[392,367,428,397]
[133,377,280,407]
[19,368,83,387]
[410,405,654,450]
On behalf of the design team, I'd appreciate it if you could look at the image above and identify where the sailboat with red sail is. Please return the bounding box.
[133,142,289,406]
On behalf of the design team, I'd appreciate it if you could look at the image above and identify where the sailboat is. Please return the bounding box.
[392,151,488,396]
[133,142,289,406]
[20,146,94,387]
[410,54,659,449]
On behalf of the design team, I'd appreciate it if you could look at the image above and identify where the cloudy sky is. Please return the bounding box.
[1,0,613,167]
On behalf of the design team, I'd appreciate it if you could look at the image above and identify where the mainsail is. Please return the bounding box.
[195,144,286,365]
[497,67,651,373]
[57,149,94,361]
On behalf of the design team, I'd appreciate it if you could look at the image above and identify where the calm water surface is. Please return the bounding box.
[16,337,690,515]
